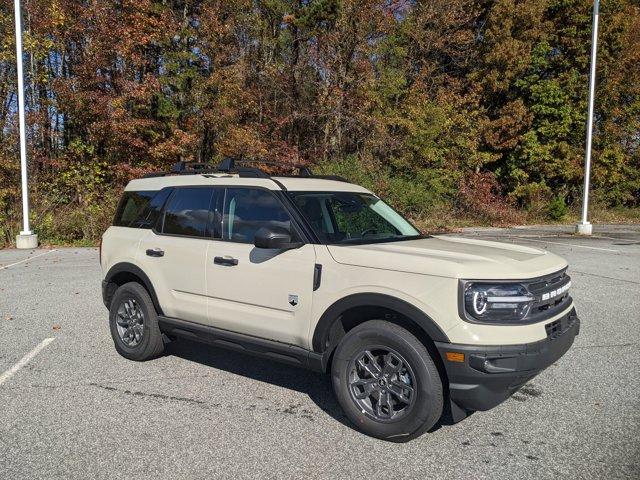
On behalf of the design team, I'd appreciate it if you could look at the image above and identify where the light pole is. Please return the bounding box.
[13,0,37,248]
[576,0,599,236]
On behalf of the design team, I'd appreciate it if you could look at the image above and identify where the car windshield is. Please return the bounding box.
[289,191,422,245]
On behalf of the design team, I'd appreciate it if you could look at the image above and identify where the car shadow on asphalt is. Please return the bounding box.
[165,338,456,436]
[165,338,354,429]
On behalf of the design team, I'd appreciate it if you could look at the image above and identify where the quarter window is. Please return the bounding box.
[113,191,156,227]
[162,188,215,237]
[143,188,172,229]
[223,188,296,243]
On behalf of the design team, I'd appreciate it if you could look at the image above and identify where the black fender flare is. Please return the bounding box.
[311,293,450,353]
[104,262,163,315]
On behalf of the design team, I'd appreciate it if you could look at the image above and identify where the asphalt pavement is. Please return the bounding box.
[0,225,638,479]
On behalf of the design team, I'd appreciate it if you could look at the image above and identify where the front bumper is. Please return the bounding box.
[435,308,580,415]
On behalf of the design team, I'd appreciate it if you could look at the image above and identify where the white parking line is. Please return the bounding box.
[0,249,57,271]
[0,338,56,387]
[502,237,621,253]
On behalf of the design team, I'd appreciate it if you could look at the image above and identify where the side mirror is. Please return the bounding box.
[254,226,303,250]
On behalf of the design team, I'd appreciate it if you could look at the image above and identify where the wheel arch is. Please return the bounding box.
[312,293,450,354]
[103,262,163,315]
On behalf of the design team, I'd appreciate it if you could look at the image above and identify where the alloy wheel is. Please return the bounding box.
[348,347,416,422]
[115,298,145,347]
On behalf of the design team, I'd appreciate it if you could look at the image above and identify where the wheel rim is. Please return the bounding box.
[115,298,144,347]
[347,346,416,422]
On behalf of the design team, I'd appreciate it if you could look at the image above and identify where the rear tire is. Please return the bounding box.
[109,282,164,361]
[331,320,443,442]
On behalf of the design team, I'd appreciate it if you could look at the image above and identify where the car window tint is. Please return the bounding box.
[223,188,294,243]
[113,191,156,227]
[162,188,214,237]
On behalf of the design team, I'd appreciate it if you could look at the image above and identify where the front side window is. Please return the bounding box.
[290,192,420,245]
[162,187,215,237]
[223,188,296,243]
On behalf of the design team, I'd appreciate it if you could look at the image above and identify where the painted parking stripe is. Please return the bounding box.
[0,338,55,387]
[0,249,57,271]
[515,237,620,252]
[483,236,621,253]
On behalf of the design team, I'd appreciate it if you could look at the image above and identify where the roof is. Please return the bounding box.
[125,173,371,193]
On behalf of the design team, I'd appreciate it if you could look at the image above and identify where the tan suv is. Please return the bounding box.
[101,159,580,441]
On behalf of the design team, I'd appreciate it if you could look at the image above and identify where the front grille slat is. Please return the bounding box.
[529,273,565,292]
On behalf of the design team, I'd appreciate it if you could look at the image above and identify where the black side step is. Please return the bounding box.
[158,316,325,372]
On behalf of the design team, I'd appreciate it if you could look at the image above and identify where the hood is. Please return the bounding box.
[326,235,567,280]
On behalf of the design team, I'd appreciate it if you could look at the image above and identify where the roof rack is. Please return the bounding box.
[216,158,313,178]
[142,157,350,184]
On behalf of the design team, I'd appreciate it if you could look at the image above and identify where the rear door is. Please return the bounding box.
[138,186,217,324]
[205,187,316,347]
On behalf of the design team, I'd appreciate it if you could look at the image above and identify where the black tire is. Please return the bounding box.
[109,282,165,361]
[331,320,443,442]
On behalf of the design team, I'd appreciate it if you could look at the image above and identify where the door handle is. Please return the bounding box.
[214,256,238,266]
[146,248,164,257]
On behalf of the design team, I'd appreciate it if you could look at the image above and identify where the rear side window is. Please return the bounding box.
[161,187,215,237]
[113,191,156,227]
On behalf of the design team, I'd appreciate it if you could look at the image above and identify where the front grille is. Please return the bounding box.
[523,268,572,323]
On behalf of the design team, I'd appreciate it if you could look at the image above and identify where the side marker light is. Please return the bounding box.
[445,352,465,363]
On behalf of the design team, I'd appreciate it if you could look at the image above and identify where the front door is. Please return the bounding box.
[205,187,316,347]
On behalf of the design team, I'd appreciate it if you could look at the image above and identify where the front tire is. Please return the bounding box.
[109,282,165,361]
[331,320,443,442]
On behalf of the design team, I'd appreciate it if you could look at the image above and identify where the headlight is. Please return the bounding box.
[463,282,534,323]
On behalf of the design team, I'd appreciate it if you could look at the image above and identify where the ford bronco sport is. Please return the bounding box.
[101,159,579,441]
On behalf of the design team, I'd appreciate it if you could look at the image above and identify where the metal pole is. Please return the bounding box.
[577,0,599,235]
[14,0,31,235]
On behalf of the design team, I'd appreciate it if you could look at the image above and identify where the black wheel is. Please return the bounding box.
[109,282,164,361]
[331,320,443,442]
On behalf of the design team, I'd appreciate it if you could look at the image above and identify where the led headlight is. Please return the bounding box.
[463,282,534,323]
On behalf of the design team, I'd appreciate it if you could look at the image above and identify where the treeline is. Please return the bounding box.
[0,0,638,245]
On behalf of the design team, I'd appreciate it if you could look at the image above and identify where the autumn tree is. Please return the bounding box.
[0,0,637,245]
